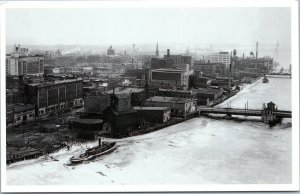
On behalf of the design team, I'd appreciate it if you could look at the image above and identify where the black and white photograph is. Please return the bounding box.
[0,0,299,192]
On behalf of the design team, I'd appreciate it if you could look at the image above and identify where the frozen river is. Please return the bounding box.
[7,77,292,185]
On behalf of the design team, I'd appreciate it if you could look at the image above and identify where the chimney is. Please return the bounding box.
[243,53,244,59]
[167,49,170,56]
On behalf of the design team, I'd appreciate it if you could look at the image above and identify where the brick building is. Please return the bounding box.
[24,78,83,118]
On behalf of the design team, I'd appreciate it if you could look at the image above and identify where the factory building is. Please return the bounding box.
[151,58,173,69]
[192,87,224,105]
[24,78,83,118]
[134,106,171,124]
[149,64,193,91]
[77,95,111,119]
[163,49,192,69]
[144,96,197,118]
[157,88,195,99]
[193,62,227,78]
[103,93,140,137]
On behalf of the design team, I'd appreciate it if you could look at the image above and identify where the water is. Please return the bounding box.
[6,77,292,185]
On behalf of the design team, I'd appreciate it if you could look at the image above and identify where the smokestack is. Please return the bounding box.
[243,53,244,59]
[167,49,170,56]
[256,42,258,59]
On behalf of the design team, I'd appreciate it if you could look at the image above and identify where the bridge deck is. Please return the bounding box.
[199,108,291,118]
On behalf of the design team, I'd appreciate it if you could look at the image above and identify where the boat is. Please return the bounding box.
[263,76,269,83]
[69,139,116,165]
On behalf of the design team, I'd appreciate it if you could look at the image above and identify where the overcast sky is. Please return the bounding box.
[6,7,291,65]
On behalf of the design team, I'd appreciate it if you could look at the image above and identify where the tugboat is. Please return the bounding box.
[69,138,116,165]
[263,76,269,83]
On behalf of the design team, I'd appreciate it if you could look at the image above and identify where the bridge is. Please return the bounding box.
[198,102,291,125]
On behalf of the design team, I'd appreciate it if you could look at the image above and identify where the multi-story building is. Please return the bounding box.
[163,49,192,69]
[211,52,231,68]
[24,78,83,117]
[6,55,44,76]
[193,62,227,78]
[151,58,173,69]
[149,64,193,90]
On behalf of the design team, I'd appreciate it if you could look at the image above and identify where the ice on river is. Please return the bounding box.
[6,77,292,185]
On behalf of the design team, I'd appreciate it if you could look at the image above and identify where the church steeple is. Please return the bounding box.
[155,42,159,57]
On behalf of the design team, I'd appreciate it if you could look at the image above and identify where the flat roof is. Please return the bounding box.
[145,96,195,104]
[134,106,170,111]
[151,68,183,73]
[27,78,82,87]
[69,118,103,124]
[107,87,145,94]
[13,104,35,113]
[158,88,192,93]
[192,88,222,95]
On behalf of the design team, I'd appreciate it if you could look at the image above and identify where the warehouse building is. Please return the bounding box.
[192,87,224,105]
[24,78,83,118]
[144,96,197,118]
[134,106,171,124]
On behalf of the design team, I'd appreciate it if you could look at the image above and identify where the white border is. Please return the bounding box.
[1,0,299,192]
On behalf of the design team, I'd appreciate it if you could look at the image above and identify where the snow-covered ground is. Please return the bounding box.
[6,77,292,185]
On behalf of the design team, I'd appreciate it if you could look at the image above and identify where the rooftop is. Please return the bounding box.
[13,104,35,113]
[145,96,195,104]
[158,88,192,94]
[134,106,170,111]
[151,68,183,73]
[27,78,82,87]
[107,87,145,94]
[69,118,103,124]
[192,87,223,95]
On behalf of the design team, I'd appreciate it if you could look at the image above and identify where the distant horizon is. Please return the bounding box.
[6,7,291,66]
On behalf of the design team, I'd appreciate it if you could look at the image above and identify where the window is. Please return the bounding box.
[16,117,21,121]
[28,114,33,117]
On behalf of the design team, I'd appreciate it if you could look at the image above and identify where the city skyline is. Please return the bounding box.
[6,7,291,65]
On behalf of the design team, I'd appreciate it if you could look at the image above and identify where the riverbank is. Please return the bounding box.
[7,77,292,185]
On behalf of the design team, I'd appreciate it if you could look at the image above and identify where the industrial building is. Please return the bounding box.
[103,93,140,136]
[134,106,171,124]
[24,78,83,118]
[144,96,197,118]
[151,58,173,69]
[163,49,192,68]
[193,62,227,78]
[192,87,224,105]
[157,88,195,99]
[77,95,111,119]
[149,65,193,91]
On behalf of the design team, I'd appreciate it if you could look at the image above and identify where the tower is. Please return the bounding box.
[256,42,258,59]
[155,42,159,57]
